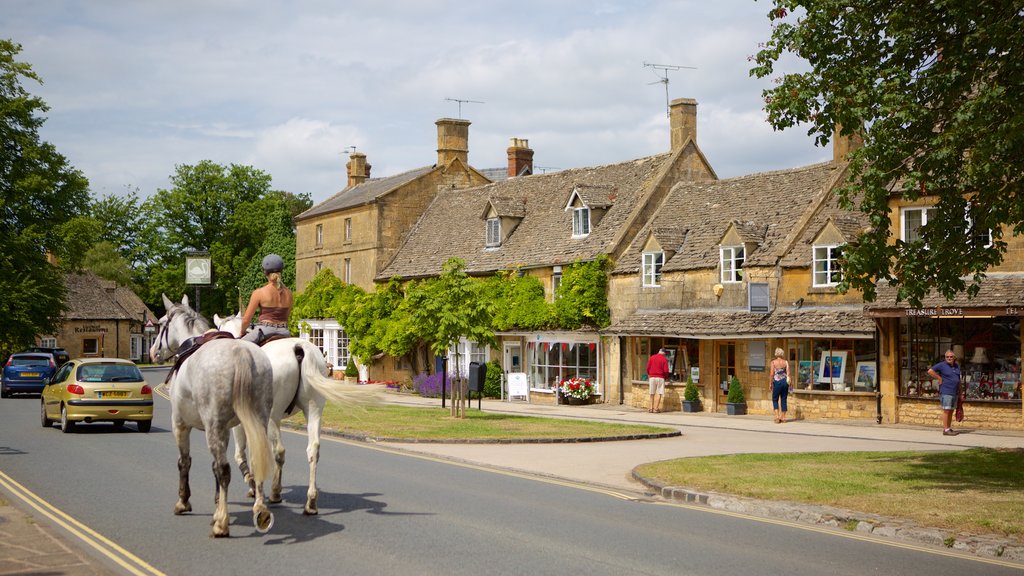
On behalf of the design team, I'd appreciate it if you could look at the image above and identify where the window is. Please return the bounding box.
[315,261,323,272]
[642,251,664,287]
[812,245,843,287]
[449,340,488,378]
[551,266,562,302]
[344,258,352,283]
[82,338,99,356]
[300,320,349,369]
[717,342,736,393]
[130,334,143,361]
[527,340,599,392]
[720,246,744,283]
[316,223,323,246]
[40,337,56,347]
[633,337,698,381]
[572,207,590,237]
[486,217,500,247]
[903,205,992,248]
[344,218,352,242]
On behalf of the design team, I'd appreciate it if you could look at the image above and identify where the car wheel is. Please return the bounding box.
[111,420,125,429]
[40,400,53,428]
[137,420,152,433]
[60,405,75,433]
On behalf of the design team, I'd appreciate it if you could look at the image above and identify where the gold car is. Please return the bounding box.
[41,358,153,433]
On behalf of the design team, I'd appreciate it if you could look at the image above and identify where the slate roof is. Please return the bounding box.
[64,272,153,321]
[486,196,527,219]
[603,304,874,338]
[863,273,1024,313]
[615,162,841,274]
[379,154,672,279]
[779,188,871,268]
[295,166,435,221]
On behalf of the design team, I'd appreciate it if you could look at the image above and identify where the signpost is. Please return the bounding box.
[184,250,211,312]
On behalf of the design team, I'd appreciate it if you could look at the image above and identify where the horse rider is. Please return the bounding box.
[240,254,294,344]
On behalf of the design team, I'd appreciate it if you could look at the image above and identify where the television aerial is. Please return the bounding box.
[644,62,696,117]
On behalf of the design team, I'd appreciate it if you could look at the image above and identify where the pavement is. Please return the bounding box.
[3,393,1023,574]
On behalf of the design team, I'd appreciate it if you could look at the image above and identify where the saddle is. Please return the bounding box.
[164,331,236,384]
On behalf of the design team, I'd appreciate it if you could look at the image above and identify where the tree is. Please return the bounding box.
[0,39,90,355]
[82,241,137,288]
[553,255,612,329]
[751,1,1024,305]
[90,188,148,269]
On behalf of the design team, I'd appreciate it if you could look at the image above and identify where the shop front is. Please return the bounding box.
[498,331,602,405]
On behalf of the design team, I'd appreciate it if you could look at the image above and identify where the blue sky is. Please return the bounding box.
[2,0,825,204]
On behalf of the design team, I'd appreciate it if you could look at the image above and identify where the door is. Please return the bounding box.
[717,341,737,408]
[503,341,522,373]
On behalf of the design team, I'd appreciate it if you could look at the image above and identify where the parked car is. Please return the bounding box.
[41,358,153,433]
[2,352,58,398]
[23,346,70,366]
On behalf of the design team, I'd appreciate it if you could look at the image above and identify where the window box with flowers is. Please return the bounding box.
[558,376,596,405]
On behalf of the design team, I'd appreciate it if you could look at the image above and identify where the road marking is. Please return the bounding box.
[0,470,166,576]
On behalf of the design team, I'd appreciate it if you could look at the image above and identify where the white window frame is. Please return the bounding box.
[720,246,745,283]
[40,337,57,347]
[344,258,352,283]
[900,206,936,243]
[130,334,143,361]
[485,217,501,247]
[448,339,489,379]
[642,251,664,287]
[572,207,590,237]
[316,223,323,246]
[812,245,843,287]
[344,218,352,242]
[300,319,351,371]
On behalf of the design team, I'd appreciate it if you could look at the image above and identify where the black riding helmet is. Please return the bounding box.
[261,253,284,273]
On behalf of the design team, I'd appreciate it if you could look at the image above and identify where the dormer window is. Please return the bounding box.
[486,217,501,247]
[813,245,843,287]
[573,207,590,237]
[720,246,744,283]
[642,251,664,287]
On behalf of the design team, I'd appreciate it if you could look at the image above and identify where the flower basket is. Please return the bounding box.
[558,376,595,405]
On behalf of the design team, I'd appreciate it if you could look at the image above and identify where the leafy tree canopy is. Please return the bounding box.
[553,255,611,329]
[751,1,1024,305]
[82,240,137,289]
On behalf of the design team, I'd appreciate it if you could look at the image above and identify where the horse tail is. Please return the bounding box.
[232,350,273,484]
[295,342,383,406]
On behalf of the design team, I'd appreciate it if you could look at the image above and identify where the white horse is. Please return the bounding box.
[213,312,379,515]
[151,295,276,538]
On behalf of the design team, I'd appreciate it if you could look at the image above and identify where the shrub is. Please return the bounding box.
[683,376,700,402]
[727,375,745,404]
[484,361,503,398]
[412,372,445,398]
[344,357,358,378]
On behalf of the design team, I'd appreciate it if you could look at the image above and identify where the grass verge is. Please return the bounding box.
[635,449,1024,542]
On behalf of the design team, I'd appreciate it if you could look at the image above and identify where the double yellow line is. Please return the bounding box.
[0,469,165,576]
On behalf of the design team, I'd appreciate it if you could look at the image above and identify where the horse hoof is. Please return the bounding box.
[174,502,192,515]
[246,488,255,499]
[303,507,318,516]
[268,495,283,504]
[254,509,274,533]
[211,530,230,538]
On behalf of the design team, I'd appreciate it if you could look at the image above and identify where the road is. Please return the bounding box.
[0,370,1019,576]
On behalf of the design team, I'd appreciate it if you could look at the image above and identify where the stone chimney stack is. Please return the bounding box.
[507,138,534,177]
[436,118,471,167]
[669,98,698,152]
[346,152,371,188]
[832,125,864,164]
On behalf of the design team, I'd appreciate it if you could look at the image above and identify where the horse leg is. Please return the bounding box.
[208,430,232,538]
[269,420,285,504]
[232,425,255,498]
[303,400,325,515]
[174,424,192,515]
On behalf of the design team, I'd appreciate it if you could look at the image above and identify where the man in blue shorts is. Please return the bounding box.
[927,349,961,436]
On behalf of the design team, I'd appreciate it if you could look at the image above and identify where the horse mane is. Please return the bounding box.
[171,303,212,333]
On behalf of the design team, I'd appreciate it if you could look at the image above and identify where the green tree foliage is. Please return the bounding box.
[485,270,553,331]
[90,188,147,269]
[727,375,745,404]
[0,40,90,354]
[407,258,495,357]
[82,241,137,288]
[292,268,349,324]
[53,216,102,272]
[751,1,1024,305]
[553,255,612,329]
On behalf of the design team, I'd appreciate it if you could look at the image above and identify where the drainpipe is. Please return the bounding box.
[619,336,626,405]
[875,320,883,424]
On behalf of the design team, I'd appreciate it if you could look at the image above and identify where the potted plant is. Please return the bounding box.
[682,376,701,412]
[558,376,595,405]
[726,375,747,415]
[344,357,359,384]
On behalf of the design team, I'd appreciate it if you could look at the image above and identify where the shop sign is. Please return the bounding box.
[906,307,963,317]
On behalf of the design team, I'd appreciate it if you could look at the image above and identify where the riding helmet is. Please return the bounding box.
[261,253,284,273]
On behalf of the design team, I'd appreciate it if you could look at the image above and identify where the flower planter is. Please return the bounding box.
[682,400,702,413]
[726,402,747,415]
[559,393,594,406]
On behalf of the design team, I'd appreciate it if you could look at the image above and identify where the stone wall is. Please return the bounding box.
[898,398,1023,430]
[790,391,878,421]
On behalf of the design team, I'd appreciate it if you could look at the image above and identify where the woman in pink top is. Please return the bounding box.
[240,254,294,344]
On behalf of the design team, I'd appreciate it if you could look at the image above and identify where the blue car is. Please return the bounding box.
[2,352,58,398]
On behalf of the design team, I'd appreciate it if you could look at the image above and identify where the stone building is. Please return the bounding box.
[38,272,155,362]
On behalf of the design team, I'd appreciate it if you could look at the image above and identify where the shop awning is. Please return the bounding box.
[864,274,1024,318]
[603,305,875,339]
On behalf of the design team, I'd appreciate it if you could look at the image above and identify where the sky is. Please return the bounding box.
[2,0,827,205]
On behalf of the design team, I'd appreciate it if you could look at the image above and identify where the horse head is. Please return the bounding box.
[150,293,213,363]
[213,312,244,338]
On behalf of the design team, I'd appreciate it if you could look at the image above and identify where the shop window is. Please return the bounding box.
[633,337,698,382]
[527,340,598,391]
[791,338,875,392]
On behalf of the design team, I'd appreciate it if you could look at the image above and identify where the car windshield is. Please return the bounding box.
[77,364,143,382]
[12,356,50,366]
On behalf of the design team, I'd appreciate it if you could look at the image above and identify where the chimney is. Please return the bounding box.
[832,125,864,164]
[436,118,470,167]
[346,152,371,188]
[507,138,534,177]
[669,98,698,151]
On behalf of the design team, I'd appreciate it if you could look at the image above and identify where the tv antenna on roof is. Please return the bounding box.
[445,97,485,118]
[644,62,696,117]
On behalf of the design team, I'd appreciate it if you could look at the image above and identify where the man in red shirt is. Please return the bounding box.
[646,348,670,413]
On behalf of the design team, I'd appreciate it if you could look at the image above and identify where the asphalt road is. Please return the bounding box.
[0,374,1019,576]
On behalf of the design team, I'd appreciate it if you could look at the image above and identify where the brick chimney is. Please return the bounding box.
[669,98,697,152]
[832,125,864,164]
[346,152,371,188]
[507,138,534,177]
[436,118,470,167]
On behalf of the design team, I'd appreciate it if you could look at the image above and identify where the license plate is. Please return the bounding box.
[22,372,40,377]
[99,391,129,399]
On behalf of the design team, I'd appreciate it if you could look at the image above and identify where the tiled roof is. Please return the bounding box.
[572,184,617,209]
[64,272,144,321]
[779,189,871,268]
[379,154,671,279]
[650,224,687,253]
[295,166,435,221]
[603,304,874,338]
[615,162,839,274]
[864,273,1024,311]
[486,196,527,219]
